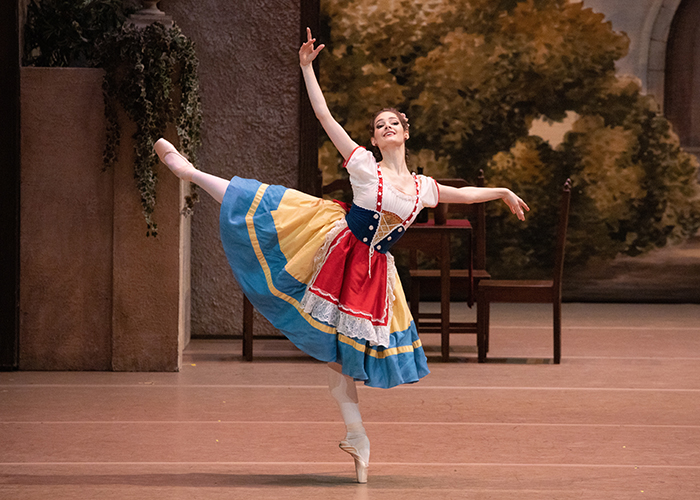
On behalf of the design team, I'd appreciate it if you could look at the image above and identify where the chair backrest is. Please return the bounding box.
[553,179,572,296]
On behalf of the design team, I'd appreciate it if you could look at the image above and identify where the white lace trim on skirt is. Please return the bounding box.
[299,219,397,348]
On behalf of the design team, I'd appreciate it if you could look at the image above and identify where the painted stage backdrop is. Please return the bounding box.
[318,0,700,302]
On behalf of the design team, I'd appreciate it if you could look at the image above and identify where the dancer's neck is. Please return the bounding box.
[378,146,408,175]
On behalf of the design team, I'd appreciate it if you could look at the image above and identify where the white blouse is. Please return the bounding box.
[344,147,439,224]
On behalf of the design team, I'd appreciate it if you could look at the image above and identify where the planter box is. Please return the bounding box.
[20,67,190,371]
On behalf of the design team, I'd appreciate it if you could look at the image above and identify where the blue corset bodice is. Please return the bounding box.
[345,203,407,254]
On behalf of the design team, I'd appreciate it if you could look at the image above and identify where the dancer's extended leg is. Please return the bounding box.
[190,170,229,204]
[154,138,229,204]
[328,362,370,483]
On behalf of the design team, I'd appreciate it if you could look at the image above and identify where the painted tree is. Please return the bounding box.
[320,0,700,276]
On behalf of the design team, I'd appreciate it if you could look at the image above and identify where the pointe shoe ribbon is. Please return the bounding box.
[339,439,369,483]
[154,138,196,182]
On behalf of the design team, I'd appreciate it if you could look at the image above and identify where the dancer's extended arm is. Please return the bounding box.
[299,28,358,160]
[438,184,530,221]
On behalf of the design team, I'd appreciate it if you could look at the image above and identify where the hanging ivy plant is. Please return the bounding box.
[23,0,136,67]
[96,22,202,236]
[24,0,202,237]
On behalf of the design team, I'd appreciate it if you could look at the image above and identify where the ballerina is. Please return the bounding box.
[154,27,528,483]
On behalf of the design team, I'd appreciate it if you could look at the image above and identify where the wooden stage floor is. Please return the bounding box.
[1,303,699,499]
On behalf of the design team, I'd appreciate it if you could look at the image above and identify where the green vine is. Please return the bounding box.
[24,0,202,236]
[97,22,202,236]
[23,0,136,67]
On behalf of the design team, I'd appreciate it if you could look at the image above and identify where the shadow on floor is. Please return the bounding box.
[0,472,359,488]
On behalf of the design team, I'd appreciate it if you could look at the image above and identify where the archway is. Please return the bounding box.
[664,0,700,155]
[646,0,681,110]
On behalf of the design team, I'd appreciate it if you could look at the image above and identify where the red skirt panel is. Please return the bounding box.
[307,227,391,327]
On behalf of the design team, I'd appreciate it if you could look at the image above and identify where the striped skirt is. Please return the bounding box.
[219,177,430,389]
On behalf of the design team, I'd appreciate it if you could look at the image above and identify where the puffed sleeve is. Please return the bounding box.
[418,175,440,208]
[342,146,377,182]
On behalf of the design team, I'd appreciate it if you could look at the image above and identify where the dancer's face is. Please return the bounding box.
[371,111,408,150]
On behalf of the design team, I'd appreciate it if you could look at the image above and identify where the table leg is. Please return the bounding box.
[441,232,450,361]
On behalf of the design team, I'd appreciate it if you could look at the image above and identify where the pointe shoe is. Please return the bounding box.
[339,436,369,483]
[154,138,196,182]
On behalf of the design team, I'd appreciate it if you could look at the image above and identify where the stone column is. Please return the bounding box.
[19,66,190,371]
[110,118,190,371]
[19,67,113,370]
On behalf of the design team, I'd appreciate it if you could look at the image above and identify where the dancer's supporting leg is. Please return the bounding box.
[328,362,370,483]
[154,138,229,204]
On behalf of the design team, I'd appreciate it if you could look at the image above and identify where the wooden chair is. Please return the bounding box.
[408,172,491,358]
[476,179,572,363]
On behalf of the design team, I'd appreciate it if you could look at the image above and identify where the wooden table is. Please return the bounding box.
[394,219,474,361]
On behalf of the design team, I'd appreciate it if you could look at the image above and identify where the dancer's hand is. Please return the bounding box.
[299,27,325,67]
[502,190,530,221]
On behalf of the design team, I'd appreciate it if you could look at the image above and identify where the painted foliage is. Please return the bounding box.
[319,0,700,280]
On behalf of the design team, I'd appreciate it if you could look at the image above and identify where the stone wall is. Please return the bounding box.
[17,0,303,371]
[162,0,301,338]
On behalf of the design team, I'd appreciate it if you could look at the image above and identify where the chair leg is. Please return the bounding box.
[243,295,254,361]
[553,300,561,364]
[484,306,490,355]
[476,295,489,363]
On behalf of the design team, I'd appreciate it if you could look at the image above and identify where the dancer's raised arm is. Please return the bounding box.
[300,27,358,160]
